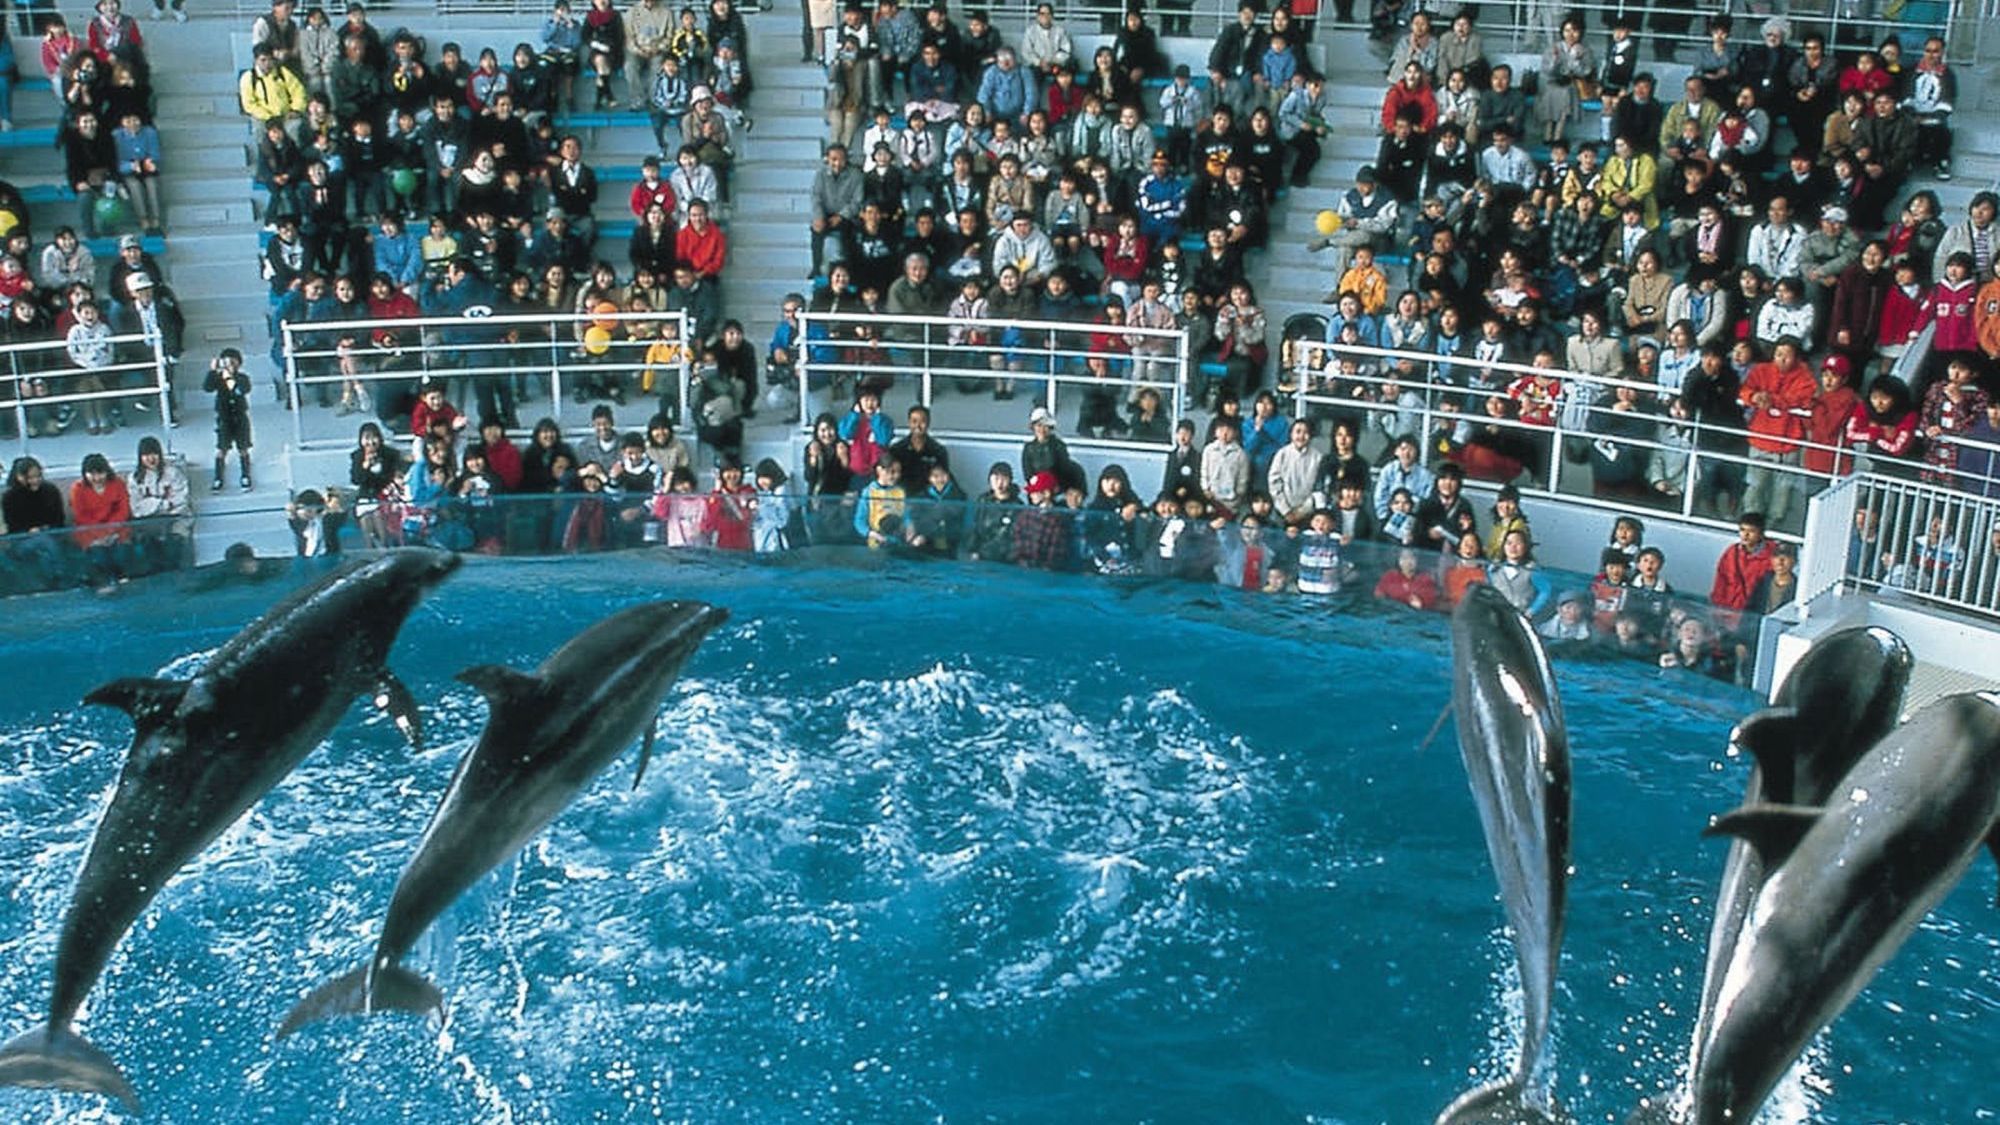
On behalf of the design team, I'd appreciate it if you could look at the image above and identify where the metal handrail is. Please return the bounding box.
[794,307,1192,449]
[278,308,693,452]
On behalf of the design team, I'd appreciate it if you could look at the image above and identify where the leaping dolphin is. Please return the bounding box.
[277,600,727,1037]
[0,548,460,1114]
[1436,584,1571,1125]
[1686,691,2000,1124]
[1672,629,1910,1114]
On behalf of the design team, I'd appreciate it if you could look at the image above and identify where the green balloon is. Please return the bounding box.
[93,194,130,229]
[391,168,420,196]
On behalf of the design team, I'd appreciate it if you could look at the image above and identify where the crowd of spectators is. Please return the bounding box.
[1,3,181,446]
[238,0,752,430]
[1301,7,1995,535]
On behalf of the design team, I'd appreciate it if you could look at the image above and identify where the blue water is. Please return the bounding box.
[1,554,1997,1124]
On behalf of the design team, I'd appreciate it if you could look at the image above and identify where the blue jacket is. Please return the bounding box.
[373,230,424,288]
[421,273,500,346]
[837,407,893,450]
[976,64,1035,122]
[1243,412,1290,481]
[113,126,162,176]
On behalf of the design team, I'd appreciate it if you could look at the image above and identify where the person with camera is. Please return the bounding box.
[203,348,257,492]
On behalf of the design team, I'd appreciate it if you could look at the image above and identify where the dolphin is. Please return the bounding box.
[1684,631,1910,1086]
[1436,584,1571,1125]
[277,599,727,1037]
[1627,627,1914,1125]
[0,548,460,1114]
[1686,692,2000,1124]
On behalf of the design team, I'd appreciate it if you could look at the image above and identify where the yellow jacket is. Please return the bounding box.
[1337,263,1389,314]
[1598,153,1658,227]
[240,65,308,121]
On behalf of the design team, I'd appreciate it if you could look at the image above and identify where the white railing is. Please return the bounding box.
[0,331,176,458]
[278,309,691,452]
[793,308,1191,452]
[209,0,1977,59]
[1289,336,1857,537]
[1843,474,2000,618]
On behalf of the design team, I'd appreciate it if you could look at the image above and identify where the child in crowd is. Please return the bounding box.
[204,349,256,492]
[285,488,348,556]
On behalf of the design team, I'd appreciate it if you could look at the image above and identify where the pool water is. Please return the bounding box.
[1,554,1996,1124]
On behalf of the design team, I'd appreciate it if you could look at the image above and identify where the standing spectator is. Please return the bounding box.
[65,298,116,436]
[1736,337,1815,525]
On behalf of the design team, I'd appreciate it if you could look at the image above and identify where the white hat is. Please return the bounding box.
[1028,406,1056,428]
[690,85,713,102]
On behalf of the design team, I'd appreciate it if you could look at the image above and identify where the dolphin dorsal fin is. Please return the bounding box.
[455,665,545,715]
[83,677,190,742]
[1704,803,1822,868]
[1731,708,1802,801]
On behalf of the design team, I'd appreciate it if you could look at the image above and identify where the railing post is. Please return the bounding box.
[284,321,304,459]
[151,332,174,455]
[676,310,692,438]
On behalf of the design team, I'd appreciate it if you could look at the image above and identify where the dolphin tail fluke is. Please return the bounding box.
[276,964,445,1038]
[0,1022,141,1113]
[1434,1076,1563,1125]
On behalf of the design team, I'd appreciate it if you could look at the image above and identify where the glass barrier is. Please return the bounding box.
[43,488,1759,684]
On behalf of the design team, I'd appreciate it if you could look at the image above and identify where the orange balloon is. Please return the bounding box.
[591,301,619,331]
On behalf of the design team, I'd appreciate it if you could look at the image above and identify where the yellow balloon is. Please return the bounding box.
[583,325,613,356]
[1314,210,1343,235]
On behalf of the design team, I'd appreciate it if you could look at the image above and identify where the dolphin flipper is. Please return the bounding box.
[1704,803,1822,867]
[0,1022,141,1114]
[277,964,445,1038]
[373,672,424,750]
[1434,1075,1564,1125]
[634,719,657,791]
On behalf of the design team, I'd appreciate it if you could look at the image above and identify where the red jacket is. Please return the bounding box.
[367,291,420,348]
[1844,401,1919,459]
[675,220,728,278]
[411,398,462,439]
[705,484,754,550]
[1710,540,1773,611]
[1737,360,1815,453]
[631,179,677,218]
[1803,384,1859,475]
[1374,567,1441,610]
[484,437,523,490]
[1381,81,1438,134]
[1915,277,1980,352]
[1047,81,1086,125]
[70,477,133,549]
[1878,283,1927,349]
